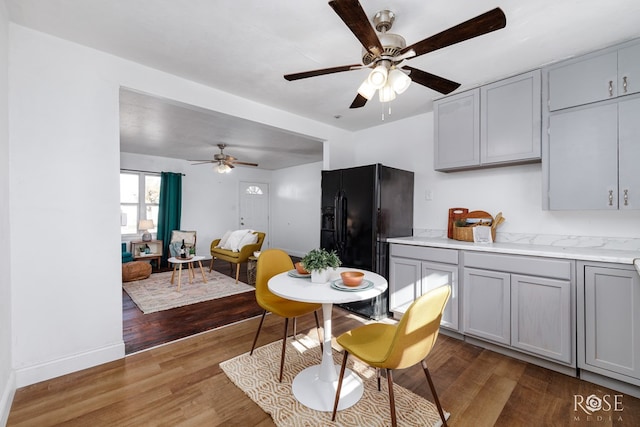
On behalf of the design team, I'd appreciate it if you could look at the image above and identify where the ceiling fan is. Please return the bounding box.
[190,144,258,173]
[284,0,506,108]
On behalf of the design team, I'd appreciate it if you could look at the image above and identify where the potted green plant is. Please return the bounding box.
[301,248,341,283]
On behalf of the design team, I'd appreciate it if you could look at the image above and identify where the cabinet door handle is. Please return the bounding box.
[624,189,629,206]
[609,80,614,97]
[608,190,614,206]
[623,76,628,93]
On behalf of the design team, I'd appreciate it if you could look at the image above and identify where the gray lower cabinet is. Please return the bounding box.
[462,252,574,364]
[511,274,572,363]
[463,268,510,344]
[579,263,640,385]
[389,245,459,331]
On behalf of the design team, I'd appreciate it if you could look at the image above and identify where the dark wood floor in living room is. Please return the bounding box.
[8,258,640,426]
[123,259,264,354]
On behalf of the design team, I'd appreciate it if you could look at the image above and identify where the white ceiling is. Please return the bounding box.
[7,0,640,169]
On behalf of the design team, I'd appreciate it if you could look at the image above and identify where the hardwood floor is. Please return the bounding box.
[9,259,640,425]
[9,308,640,426]
[123,259,263,354]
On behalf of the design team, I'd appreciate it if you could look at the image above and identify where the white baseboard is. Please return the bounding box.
[15,342,124,388]
[0,370,16,427]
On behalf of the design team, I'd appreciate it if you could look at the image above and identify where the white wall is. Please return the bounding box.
[331,113,640,239]
[0,2,13,424]
[9,24,125,387]
[271,162,323,257]
[8,24,341,390]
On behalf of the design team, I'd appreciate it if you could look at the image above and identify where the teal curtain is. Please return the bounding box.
[157,172,182,266]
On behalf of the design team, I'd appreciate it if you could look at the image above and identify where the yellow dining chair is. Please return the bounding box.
[249,248,323,382]
[331,285,451,427]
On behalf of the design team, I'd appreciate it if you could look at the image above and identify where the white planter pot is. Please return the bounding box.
[311,269,329,284]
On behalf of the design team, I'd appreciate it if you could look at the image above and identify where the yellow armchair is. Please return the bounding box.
[209,231,265,283]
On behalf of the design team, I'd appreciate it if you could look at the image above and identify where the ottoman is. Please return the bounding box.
[122,261,152,282]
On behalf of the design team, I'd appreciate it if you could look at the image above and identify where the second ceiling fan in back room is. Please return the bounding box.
[284,0,506,109]
[190,144,258,174]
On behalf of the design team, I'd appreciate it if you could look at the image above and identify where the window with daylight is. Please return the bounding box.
[245,185,263,195]
[120,172,160,236]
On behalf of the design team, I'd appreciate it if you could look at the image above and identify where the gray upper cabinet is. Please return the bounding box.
[548,102,618,210]
[543,38,640,210]
[547,95,640,210]
[434,89,480,170]
[548,51,618,111]
[548,40,640,111]
[434,71,541,171]
[618,96,640,210]
[481,70,541,165]
[618,42,640,97]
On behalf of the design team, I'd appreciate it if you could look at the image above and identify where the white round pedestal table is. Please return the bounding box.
[268,267,387,412]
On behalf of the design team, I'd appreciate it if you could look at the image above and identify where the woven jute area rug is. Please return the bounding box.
[220,335,449,427]
[123,269,254,314]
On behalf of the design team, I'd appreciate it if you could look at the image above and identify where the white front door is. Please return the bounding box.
[239,181,269,248]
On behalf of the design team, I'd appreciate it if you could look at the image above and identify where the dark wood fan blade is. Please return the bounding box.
[400,8,506,58]
[284,64,362,81]
[329,0,383,57]
[349,93,368,109]
[229,161,259,167]
[402,66,461,94]
[189,160,214,165]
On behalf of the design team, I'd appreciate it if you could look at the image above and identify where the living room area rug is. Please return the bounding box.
[123,269,254,314]
[220,335,449,427]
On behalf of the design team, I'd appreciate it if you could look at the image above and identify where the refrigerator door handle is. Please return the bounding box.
[336,190,347,253]
[334,191,341,249]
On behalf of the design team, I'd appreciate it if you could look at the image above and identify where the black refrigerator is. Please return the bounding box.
[321,164,414,320]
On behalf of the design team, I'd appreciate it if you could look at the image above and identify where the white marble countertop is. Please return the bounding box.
[387,234,640,265]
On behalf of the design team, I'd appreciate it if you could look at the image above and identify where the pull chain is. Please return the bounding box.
[381,102,392,121]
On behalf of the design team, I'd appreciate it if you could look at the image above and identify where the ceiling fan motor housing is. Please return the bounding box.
[361,32,406,65]
[362,10,406,66]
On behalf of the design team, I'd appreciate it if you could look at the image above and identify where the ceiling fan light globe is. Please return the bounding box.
[368,65,388,89]
[388,69,411,94]
[357,80,376,100]
[216,163,231,174]
[378,84,396,103]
